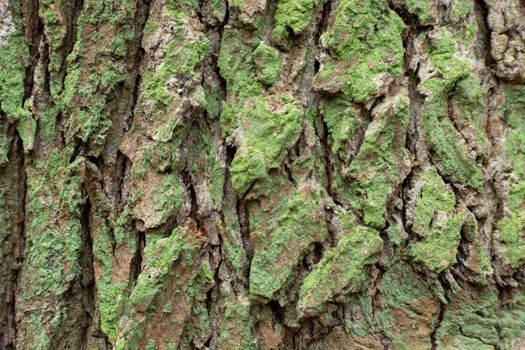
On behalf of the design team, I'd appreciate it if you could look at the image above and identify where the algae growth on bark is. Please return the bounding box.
[0,0,524,349]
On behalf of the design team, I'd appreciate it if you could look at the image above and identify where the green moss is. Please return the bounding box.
[220,205,248,281]
[409,167,465,272]
[405,0,436,23]
[436,288,502,348]
[16,149,91,346]
[152,173,184,226]
[230,95,303,196]
[218,295,257,350]
[376,262,437,349]
[58,0,136,154]
[129,228,198,310]
[320,98,361,160]
[421,33,484,191]
[253,43,283,85]
[145,339,156,350]
[450,0,472,23]
[185,121,225,207]
[298,225,383,317]
[203,82,223,118]
[500,290,525,346]
[315,0,404,101]
[497,85,525,268]
[0,16,27,120]
[272,0,326,44]
[217,27,262,102]
[142,37,210,109]
[249,185,328,300]
[450,77,489,155]
[0,4,34,152]
[346,97,410,229]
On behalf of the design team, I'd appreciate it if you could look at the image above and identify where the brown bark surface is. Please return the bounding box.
[0,0,524,349]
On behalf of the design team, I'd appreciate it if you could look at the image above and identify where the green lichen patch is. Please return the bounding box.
[60,0,136,155]
[319,98,361,161]
[0,3,34,152]
[408,167,465,272]
[217,26,262,103]
[314,0,405,102]
[298,225,383,317]
[115,224,205,349]
[377,262,439,349]
[141,33,210,117]
[497,84,525,268]
[346,95,411,229]
[229,94,303,196]
[253,43,283,85]
[16,149,89,347]
[249,183,328,301]
[420,32,484,191]
[131,171,184,230]
[392,0,437,24]
[218,295,258,350]
[272,0,327,45]
[436,287,502,349]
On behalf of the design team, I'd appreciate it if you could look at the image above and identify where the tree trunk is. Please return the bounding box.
[0,0,524,349]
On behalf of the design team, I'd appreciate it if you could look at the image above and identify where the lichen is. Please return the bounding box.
[377,262,439,349]
[298,225,383,317]
[229,94,303,196]
[315,0,404,102]
[272,0,326,45]
[249,183,328,301]
[420,32,484,191]
[346,96,411,229]
[497,84,525,268]
[218,295,257,350]
[253,43,283,85]
[409,167,465,272]
[0,2,34,152]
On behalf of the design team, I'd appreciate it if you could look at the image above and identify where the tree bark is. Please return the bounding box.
[0,0,524,349]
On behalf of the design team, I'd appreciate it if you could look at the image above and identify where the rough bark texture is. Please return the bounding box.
[0,0,524,349]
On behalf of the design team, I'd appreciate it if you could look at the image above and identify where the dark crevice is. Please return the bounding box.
[21,0,42,105]
[343,101,377,166]
[371,264,385,319]
[473,0,497,70]
[115,150,129,214]
[386,0,421,26]
[60,0,85,87]
[3,130,27,350]
[313,110,335,199]
[315,0,337,47]
[283,162,297,187]
[127,0,151,130]
[182,170,202,230]
[430,299,446,350]
[79,197,96,349]
[129,231,145,287]
[236,199,253,282]
[323,205,337,246]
